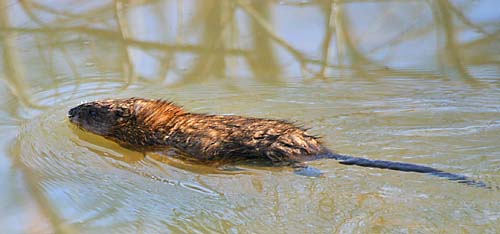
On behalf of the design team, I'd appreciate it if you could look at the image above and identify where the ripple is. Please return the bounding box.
[398,123,500,137]
[16,98,238,231]
[9,78,500,233]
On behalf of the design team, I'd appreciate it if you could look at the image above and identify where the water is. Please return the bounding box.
[1,0,499,233]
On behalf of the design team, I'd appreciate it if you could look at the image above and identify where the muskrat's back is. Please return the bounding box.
[68,98,329,164]
[167,114,328,162]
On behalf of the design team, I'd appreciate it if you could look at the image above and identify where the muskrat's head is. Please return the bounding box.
[68,98,135,136]
[69,98,185,140]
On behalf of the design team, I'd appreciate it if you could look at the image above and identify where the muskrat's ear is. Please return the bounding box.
[117,107,131,117]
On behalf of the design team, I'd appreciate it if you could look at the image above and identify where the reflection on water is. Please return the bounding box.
[0,0,499,233]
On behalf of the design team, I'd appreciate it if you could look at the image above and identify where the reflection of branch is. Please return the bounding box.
[19,0,47,26]
[460,31,500,65]
[154,1,181,83]
[59,45,84,98]
[0,1,44,109]
[434,0,478,84]
[367,20,429,54]
[22,0,114,27]
[318,1,336,78]
[236,0,317,75]
[10,141,78,233]
[114,1,136,84]
[2,1,56,224]
[247,0,282,82]
[335,1,381,71]
[0,27,248,55]
[20,0,86,98]
[184,0,228,82]
[34,35,58,80]
[3,0,487,86]
[365,2,430,56]
[333,0,345,66]
[448,2,490,36]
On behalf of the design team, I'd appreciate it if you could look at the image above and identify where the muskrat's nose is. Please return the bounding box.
[68,106,78,118]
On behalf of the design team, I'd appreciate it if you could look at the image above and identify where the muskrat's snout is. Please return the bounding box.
[68,106,79,119]
[67,100,125,136]
[68,104,86,124]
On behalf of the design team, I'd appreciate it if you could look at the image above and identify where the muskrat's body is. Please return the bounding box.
[68,98,486,187]
[69,98,327,164]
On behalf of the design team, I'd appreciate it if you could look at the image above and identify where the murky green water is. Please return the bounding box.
[1,0,499,233]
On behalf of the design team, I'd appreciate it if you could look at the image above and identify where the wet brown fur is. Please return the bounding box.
[67,98,493,187]
[68,98,330,165]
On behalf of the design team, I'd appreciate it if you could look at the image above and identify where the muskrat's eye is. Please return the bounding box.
[90,110,98,118]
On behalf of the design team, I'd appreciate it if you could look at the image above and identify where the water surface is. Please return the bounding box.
[1,0,499,233]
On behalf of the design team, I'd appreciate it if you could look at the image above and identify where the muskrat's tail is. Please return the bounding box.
[326,153,489,188]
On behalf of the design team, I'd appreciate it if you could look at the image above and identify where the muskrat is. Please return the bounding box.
[68,97,486,186]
